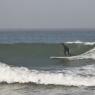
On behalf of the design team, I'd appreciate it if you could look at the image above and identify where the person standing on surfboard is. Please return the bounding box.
[62,43,71,56]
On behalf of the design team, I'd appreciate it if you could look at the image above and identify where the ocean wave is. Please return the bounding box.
[0,40,94,45]
[66,47,95,60]
[50,47,95,60]
[66,40,95,45]
[0,62,95,86]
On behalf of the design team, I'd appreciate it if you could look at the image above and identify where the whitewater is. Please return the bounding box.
[0,60,95,86]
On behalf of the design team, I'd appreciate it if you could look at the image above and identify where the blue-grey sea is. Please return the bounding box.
[0,30,95,95]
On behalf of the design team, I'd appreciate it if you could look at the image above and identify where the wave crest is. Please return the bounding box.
[66,40,95,45]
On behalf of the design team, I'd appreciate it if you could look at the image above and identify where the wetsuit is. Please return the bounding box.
[62,44,70,56]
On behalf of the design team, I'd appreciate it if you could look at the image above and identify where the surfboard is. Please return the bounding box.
[50,55,83,60]
[50,56,72,59]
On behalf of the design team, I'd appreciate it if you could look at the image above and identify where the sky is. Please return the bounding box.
[0,0,95,29]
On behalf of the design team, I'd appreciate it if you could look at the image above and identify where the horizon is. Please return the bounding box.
[0,28,95,32]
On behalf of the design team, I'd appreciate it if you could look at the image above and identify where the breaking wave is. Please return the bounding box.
[0,43,94,86]
[64,47,95,60]
[66,40,95,45]
[0,62,95,86]
[50,47,95,60]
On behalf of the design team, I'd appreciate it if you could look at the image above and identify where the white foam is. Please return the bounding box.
[0,63,95,86]
[66,40,95,45]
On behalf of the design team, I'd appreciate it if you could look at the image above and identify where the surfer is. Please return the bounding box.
[62,43,71,56]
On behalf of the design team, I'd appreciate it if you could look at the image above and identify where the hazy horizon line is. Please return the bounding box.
[0,28,95,32]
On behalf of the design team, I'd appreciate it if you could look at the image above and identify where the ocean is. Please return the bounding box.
[0,30,95,95]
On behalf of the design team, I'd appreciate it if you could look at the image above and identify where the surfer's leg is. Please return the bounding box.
[67,49,70,56]
[64,50,66,56]
[68,50,71,56]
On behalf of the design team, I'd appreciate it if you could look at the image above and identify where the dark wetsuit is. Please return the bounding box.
[62,44,70,56]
